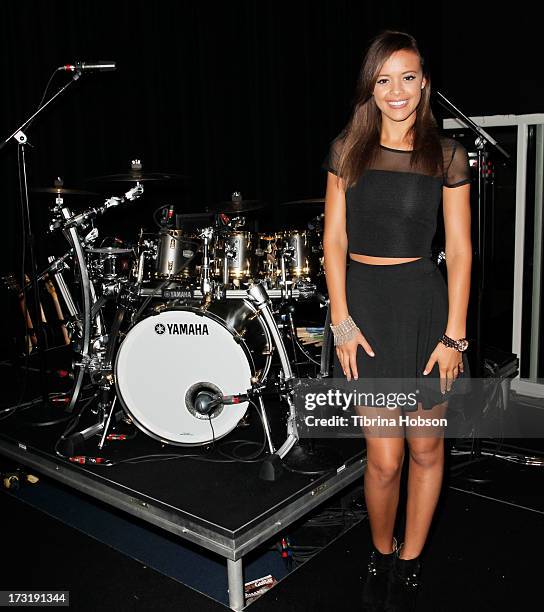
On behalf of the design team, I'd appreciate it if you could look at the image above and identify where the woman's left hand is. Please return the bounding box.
[423,342,464,394]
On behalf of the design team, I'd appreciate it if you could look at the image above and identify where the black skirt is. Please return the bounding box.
[332,256,470,410]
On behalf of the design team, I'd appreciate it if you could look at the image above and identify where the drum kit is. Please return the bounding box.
[32,164,328,474]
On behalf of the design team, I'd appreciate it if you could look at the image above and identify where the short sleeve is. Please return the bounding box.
[443,139,471,188]
[321,135,344,176]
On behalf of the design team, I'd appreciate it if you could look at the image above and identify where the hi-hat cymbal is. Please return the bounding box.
[280,198,325,207]
[207,199,266,214]
[88,170,189,183]
[32,186,99,196]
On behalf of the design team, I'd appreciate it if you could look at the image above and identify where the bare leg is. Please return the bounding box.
[401,400,448,559]
[363,418,405,554]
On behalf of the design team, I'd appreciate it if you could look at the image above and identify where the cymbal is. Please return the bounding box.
[281,198,325,207]
[88,171,189,183]
[207,199,266,214]
[32,186,99,196]
[176,211,215,221]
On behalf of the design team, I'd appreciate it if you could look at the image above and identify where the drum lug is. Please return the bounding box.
[248,310,260,321]
[200,294,213,312]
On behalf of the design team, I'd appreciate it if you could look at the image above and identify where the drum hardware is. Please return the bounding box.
[98,396,118,449]
[200,226,214,297]
[61,183,144,229]
[245,283,300,476]
[86,247,134,281]
[254,233,278,286]
[49,185,145,412]
[137,286,306,301]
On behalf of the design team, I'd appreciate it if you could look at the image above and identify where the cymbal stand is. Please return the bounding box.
[51,185,144,414]
[58,206,93,414]
[47,254,79,319]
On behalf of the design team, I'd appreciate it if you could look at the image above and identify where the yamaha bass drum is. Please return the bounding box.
[114,300,273,445]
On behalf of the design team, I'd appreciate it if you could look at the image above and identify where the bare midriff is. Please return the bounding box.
[350,254,422,265]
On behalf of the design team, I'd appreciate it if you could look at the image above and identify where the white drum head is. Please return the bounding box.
[115,309,251,445]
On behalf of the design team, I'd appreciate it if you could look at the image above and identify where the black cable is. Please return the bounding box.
[215,400,268,462]
[24,69,61,133]
[207,413,216,451]
[53,391,100,459]
[66,396,269,467]
[152,204,169,229]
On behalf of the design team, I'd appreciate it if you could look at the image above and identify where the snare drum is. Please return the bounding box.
[86,247,134,281]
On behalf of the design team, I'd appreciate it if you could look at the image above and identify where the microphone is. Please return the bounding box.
[58,61,117,73]
[307,212,324,230]
[194,392,249,415]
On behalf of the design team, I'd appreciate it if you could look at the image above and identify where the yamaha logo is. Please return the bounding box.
[155,322,209,336]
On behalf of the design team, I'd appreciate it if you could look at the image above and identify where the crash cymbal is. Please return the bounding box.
[280,198,325,207]
[207,199,266,214]
[87,158,189,184]
[32,186,99,196]
[88,171,189,183]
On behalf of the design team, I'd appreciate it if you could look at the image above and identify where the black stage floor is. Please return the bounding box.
[2,459,542,611]
[0,394,364,540]
[1,363,543,610]
[0,361,368,611]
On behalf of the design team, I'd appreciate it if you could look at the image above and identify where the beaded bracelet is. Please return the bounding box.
[330,316,360,347]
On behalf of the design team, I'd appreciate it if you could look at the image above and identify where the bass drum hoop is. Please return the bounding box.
[205,299,273,383]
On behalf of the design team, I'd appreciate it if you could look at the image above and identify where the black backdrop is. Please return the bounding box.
[0,1,536,354]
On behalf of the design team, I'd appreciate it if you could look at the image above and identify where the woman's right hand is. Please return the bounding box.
[336,329,375,381]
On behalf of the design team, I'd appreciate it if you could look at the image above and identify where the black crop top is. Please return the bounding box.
[322,136,471,257]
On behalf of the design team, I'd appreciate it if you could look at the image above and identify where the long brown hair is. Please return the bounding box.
[336,30,442,187]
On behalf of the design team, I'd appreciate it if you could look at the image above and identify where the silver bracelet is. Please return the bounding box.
[330,316,360,347]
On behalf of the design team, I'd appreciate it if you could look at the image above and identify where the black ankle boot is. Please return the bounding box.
[384,544,422,612]
[362,537,397,611]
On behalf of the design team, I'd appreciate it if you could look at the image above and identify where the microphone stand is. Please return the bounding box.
[433,90,512,461]
[0,71,81,151]
[1,70,82,411]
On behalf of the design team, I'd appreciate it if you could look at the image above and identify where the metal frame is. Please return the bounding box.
[444,114,544,399]
[0,434,365,611]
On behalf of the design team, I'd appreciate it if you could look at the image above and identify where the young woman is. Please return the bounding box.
[323,30,472,611]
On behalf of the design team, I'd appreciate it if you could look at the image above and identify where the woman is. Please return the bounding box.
[323,30,472,611]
